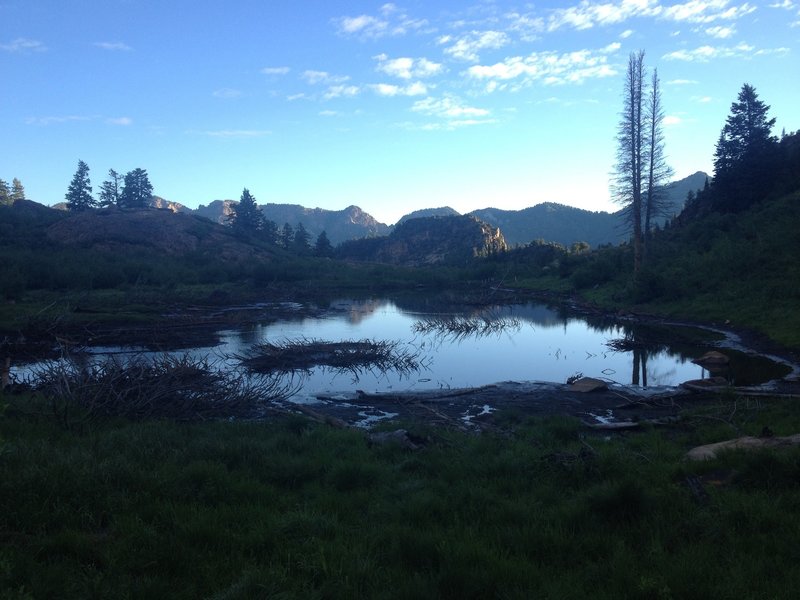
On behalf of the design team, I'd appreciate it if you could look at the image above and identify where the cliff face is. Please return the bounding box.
[337,215,507,266]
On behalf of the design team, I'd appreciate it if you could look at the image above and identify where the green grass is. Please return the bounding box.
[3,395,800,598]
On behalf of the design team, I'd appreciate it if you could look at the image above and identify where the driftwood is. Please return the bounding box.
[686,433,800,461]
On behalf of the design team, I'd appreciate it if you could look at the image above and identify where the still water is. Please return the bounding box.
[15,298,786,397]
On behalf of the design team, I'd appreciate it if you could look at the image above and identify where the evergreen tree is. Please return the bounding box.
[228,188,263,234]
[119,168,153,208]
[262,219,279,245]
[713,84,777,211]
[314,230,333,257]
[0,179,10,205]
[10,178,25,202]
[98,169,123,207]
[280,223,294,250]
[292,222,311,254]
[65,160,95,211]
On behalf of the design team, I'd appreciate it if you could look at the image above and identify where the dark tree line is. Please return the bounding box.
[226,187,333,256]
[65,160,154,211]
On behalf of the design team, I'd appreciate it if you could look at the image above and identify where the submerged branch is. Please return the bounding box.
[411,316,522,342]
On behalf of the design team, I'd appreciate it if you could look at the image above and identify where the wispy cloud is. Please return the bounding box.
[666,78,699,84]
[547,1,661,31]
[374,54,443,79]
[334,3,428,39]
[662,0,757,24]
[1,37,46,52]
[691,95,713,102]
[663,42,788,61]
[704,24,736,37]
[369,82,428,97]
[25,115,90,125]
[94,41,132,51]
[261,66,290,76]
[468,47,617,89]
[768,0,796,8]
[303,70,350,85]
[438,30,509,62]
[411,95,490,119]
[620,28,634,38]
[26,114,132,126]
[664,115,683,126]
[196,129,272,138]
[212,88,243,99]
[322,85,360,100]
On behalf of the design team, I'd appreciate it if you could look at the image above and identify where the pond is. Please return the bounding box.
[13,297,790,399]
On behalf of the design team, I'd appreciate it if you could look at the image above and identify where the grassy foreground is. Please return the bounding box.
[3,395,800,599]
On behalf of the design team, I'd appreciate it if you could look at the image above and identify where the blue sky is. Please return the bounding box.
[2,0,798,224]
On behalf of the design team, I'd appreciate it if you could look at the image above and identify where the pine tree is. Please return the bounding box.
[227,188,263,234]
[262,219,279,245]
[0,179,10,205]
[713,84,777,211]
[280,223,294,250]
[119,168,153,208]
[10,178,25,202]
[314,231,333,257]
[292,223,311,254]
[65,160,95,211]
[98,169,123,207]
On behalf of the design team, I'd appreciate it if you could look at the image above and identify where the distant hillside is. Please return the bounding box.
[337,215,506,266]
[45,207,275,260]
[470,203,621,248]
[470,171,709,248]
[260,204,390,245]
[396,206,460,225]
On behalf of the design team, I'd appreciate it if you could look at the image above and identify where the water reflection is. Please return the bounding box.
[9,298,788,394]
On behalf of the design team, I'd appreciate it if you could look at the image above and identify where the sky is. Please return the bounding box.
[2,0,798,225]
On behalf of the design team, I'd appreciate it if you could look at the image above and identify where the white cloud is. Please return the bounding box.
[547,0,662,32]
[662,0,756,23]
[25,115,90,125]
[369,82,428,97]
[768,0,796,8]
[322,85,360,100]
[692,95,713,102]
[439,30,509,62]
[468,47,617,86]
[212,88,243,99]
[505,11,545,41]
[666,78,699,84]
[261,66,290,75]
[663,42,786,61]
[374,54,443,79]
[287,93,309,101]
[303,70,350,85]
[198,130,272,138]
[704,25,736,37]
[664,115,682,126]
[1,38,46,52]
[319,110,339,117]
[94,41,132,51]
[620,28,634,37]
[334,4,428,39]
[411,95,490,119]
[106,117,132,126]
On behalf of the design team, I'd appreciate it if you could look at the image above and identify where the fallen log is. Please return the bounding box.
[686,433,800,461]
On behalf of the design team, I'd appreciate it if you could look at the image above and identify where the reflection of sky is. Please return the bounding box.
[214,300,704,395]
[13,300,706,395]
